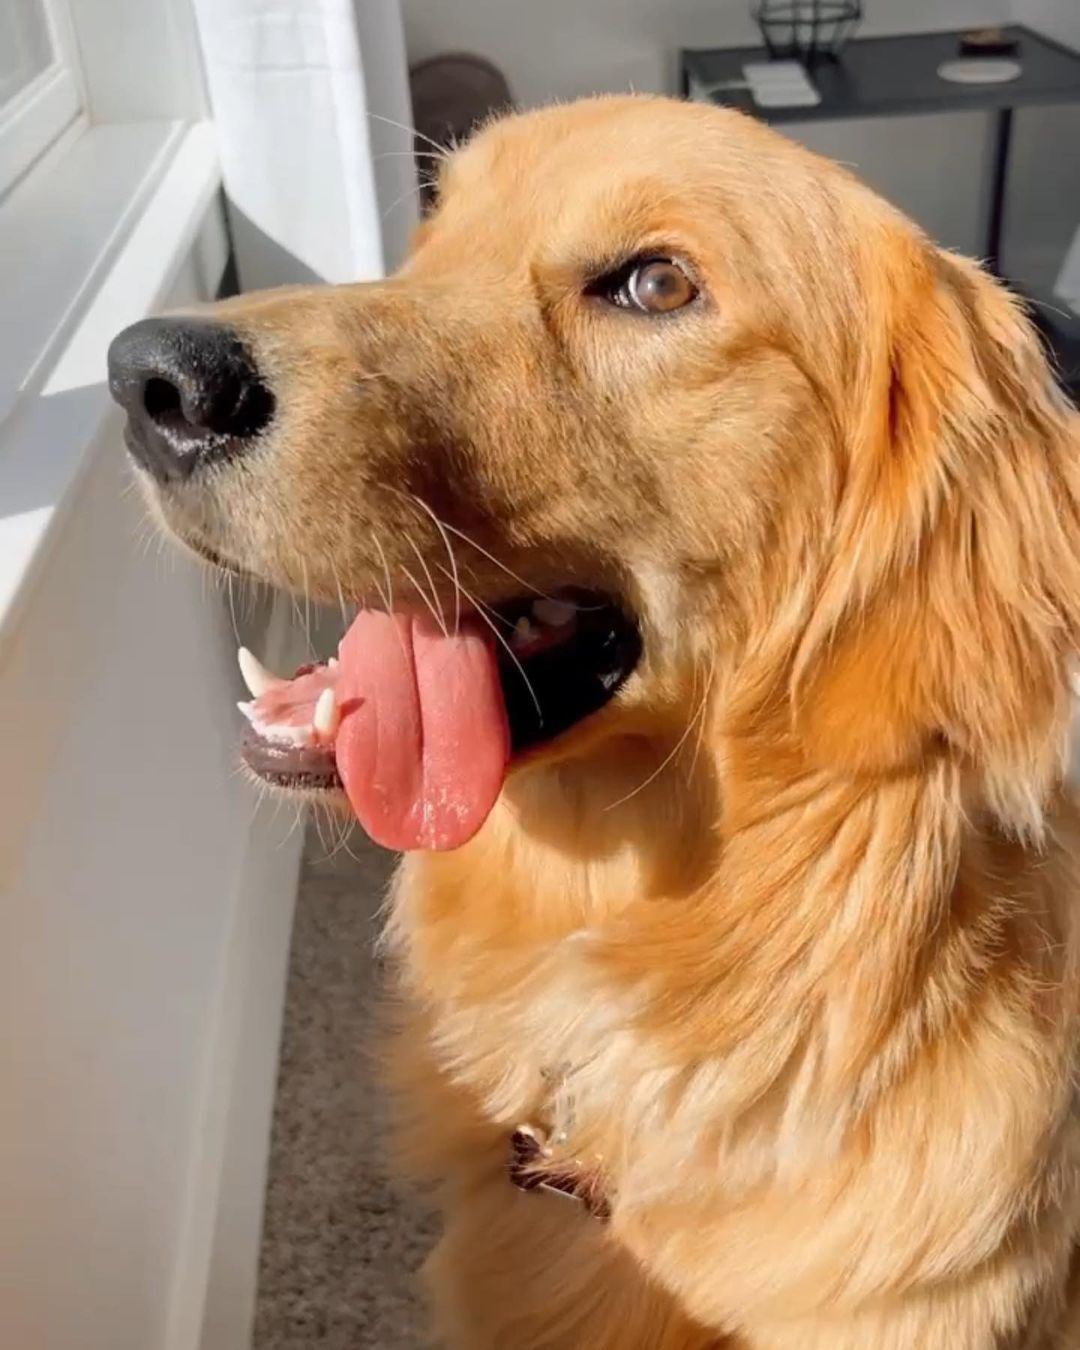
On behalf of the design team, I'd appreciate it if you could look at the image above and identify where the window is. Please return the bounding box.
[0,0,220,617]
[0,0,82,197]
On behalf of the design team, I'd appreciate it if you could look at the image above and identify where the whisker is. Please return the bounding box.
[367,110,451,161]
[603,665,715,813]
[369,533,413,663]
[226,573,241,645]
[340,835,365,866]
[373,149,449,163]
[329,813,360,864]
[311,806,329,857]
[369,571,392,613]
[333,568,352,628]
[401,564,448,637]
[133,516,156,561]
[299,557,314,656]
[1026,294,1076,325]
[371,533,395,612]
[408,494,463,637]
[382,181,427,221]
[320,808,342,859]
[433,563,514,630]
[328,815,365,867]
[687,660,716,780]
[280,800,308,850]
[288,592,306,639]
[451,574,543,723]
[244,573,259,623]
[404,532,448,635]
[405,505,604,612]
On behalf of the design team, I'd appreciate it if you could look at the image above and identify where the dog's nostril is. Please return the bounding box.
[220,378,275,439]
[143,376,183,422]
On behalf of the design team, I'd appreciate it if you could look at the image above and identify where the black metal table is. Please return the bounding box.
[680,25,1080,276]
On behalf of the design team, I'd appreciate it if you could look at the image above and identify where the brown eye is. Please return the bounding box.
[591,256,699,314]
[627,260,696,313]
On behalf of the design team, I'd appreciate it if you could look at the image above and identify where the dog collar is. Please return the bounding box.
[508,1123,610,1220]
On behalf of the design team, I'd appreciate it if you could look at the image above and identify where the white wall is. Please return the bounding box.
[402,0,1011,109]
[399,0,1076,267]
[782,111,993,258]
[1014,0,1080,56]
[1009,0,1080,292]
[0,212,304,1350]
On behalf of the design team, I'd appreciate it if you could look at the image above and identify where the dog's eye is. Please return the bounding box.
[591,257,698,314]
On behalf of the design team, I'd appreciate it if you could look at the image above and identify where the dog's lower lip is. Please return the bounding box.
[187,539,248,577]
[240,727,341,791]
[137,504,249,579]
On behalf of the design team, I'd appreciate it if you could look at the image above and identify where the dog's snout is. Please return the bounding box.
[107,317,274,484]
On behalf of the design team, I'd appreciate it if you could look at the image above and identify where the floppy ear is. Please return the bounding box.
[795,240,1080,833]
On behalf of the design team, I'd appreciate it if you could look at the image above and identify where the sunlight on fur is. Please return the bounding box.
[129,96,1080,1348]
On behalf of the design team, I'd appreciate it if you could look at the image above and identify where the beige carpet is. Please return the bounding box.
[253,827,437,1349]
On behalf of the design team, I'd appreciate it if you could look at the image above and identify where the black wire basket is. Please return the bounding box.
[753,1,863,63]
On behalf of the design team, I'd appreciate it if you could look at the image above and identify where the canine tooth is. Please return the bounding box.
[236,700,257,723]
[238,646,276,698]
[313,687,338,737]
[532,598,576,627]
[327,656,339,669]
[513,617,535,644]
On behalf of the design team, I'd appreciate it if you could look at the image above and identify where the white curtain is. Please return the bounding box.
[191,0,418,290]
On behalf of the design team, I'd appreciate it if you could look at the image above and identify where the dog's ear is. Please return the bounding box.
[794,241,1080,832]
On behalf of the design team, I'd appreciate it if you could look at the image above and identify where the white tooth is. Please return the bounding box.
[532,598,576,627]
[313,686,338,737]
[237,646,277,698]
[513,617,535,644]
[327,656,339,669]
[236,700,257,723]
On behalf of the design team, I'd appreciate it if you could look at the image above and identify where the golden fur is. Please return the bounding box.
[145,97,1080,1347]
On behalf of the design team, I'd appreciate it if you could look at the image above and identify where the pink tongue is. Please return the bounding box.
[334,611,509,851]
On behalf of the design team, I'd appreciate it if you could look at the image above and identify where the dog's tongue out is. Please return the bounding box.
[334,610,509,850]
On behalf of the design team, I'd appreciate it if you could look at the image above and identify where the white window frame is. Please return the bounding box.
[0,0,85,198]
[0,7,241,1350]
[0,0,224,629]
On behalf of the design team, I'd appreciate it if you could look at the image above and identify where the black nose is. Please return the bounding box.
[107,318,274,483]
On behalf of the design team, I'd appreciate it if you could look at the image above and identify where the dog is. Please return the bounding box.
[109,95,1080,1348]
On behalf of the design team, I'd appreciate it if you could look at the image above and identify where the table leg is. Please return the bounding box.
[986,105,1013,277]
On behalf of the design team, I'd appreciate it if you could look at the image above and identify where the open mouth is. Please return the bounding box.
[237,588,641,851]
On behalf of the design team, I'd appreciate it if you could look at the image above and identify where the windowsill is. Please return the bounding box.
[0,119,222,643]
[1,119,182,422]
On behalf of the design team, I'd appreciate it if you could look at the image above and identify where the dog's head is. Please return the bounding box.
[108,96,1080,850]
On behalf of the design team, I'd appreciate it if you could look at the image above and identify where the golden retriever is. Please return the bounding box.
[108,95,1080,1348]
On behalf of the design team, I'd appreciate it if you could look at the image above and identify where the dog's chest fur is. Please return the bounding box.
[392,841,619,1136]
[388,795,1080,1334]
